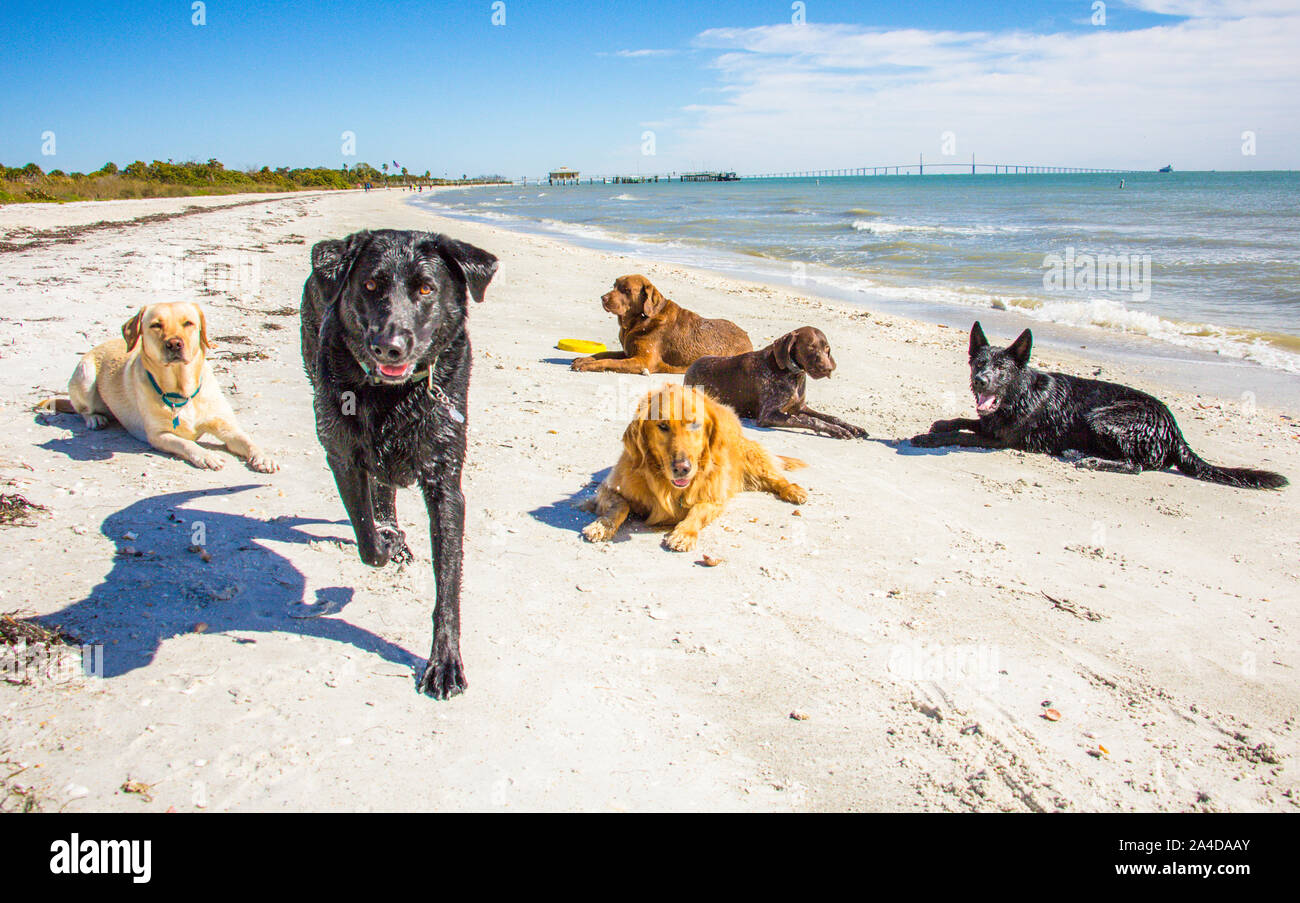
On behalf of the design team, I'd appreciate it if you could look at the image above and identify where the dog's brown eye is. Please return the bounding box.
[182,321,194,328]
[419,285,432,295]
[658,422,670,432]
[364,280,377,292]
[149,322,163,330]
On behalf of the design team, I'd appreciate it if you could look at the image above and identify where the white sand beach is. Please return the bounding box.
[0,188,1296,812]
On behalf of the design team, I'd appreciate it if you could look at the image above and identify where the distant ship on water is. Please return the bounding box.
[1158,164,1174,173]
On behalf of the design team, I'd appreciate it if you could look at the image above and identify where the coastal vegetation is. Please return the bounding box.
[0,159,508,204]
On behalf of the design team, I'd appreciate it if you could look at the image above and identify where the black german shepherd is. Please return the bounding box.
[910,322,1287,490]
[301,229,498,698]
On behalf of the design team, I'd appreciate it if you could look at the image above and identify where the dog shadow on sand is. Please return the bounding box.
[891,437,999,458]
[36,410,259,469]
[528,466,667,543]
[37,416,151,464]
[36,485,424,678]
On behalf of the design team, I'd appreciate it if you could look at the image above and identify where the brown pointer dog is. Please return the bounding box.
[685,326,868,439]
[570,275,752,374]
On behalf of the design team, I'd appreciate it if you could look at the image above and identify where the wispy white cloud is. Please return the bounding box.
[1122,0,1297,16]
[612,48,676,58]
[665,5,1300,172]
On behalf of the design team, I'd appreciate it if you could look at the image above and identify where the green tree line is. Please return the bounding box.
[1,159,507,203]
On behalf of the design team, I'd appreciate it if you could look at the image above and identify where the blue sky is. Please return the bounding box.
[3,1,1297,176]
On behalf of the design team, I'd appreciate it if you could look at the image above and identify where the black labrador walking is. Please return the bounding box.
[300,229,498,698]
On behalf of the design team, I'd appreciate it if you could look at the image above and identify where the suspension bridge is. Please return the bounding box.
[746,155,1142,178]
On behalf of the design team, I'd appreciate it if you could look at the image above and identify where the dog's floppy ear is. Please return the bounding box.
[699,390,740,468]
[621,416,648,470]
[773,331,798,371]
[641,282,669,318]
[197,305,212,351]
[1007,328,1033,367]
[121,307,145,351]
[969,321,989,358]
[311,230,371,292]
[434,235,499,303]
[623,388,663,469]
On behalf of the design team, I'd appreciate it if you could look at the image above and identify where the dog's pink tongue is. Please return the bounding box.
[976,394,998,412]
[378,363,412,378]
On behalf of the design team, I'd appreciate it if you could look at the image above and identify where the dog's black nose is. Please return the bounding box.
[368,331,413,362]
[165,338,183,353]
[671,457,692,476]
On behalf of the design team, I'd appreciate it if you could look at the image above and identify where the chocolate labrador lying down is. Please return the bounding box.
[300,229,498,698]
[686,326,868,439]
[570,274,752,374]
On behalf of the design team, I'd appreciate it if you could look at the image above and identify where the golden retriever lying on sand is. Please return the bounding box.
[582,384,807,551]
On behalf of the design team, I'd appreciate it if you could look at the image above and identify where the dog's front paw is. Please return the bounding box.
[190,450,226,470]
[377,523,413,564]
[664,527,698,552]
[358,524,411,567]
[417,651,467,700]
[582,519,615,542]
[910,432,947,448]
[247,451,279,473]
[849,425,870,439]
[779,482,808,505]
[570,357,594,372]
[84,414,109,430]
[821,424,860,440]
[928,419,965,433]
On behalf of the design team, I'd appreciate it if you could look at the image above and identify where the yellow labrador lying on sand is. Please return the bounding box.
[48,301,277,472]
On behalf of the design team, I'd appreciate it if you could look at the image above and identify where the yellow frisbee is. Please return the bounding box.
[557,339,607,354]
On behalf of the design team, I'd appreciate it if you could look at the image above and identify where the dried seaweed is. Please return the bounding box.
[0,199,272,255]
[0,494,46,527]
[1,754,45,813]
[0,610,79,648]
[213,349,269,362]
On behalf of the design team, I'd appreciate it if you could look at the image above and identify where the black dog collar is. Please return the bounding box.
[356,358,464,424]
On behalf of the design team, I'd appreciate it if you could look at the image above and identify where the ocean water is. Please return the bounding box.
[414,172,1300,375]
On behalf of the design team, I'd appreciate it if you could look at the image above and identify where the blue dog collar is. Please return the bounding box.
[146,370,202,428]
